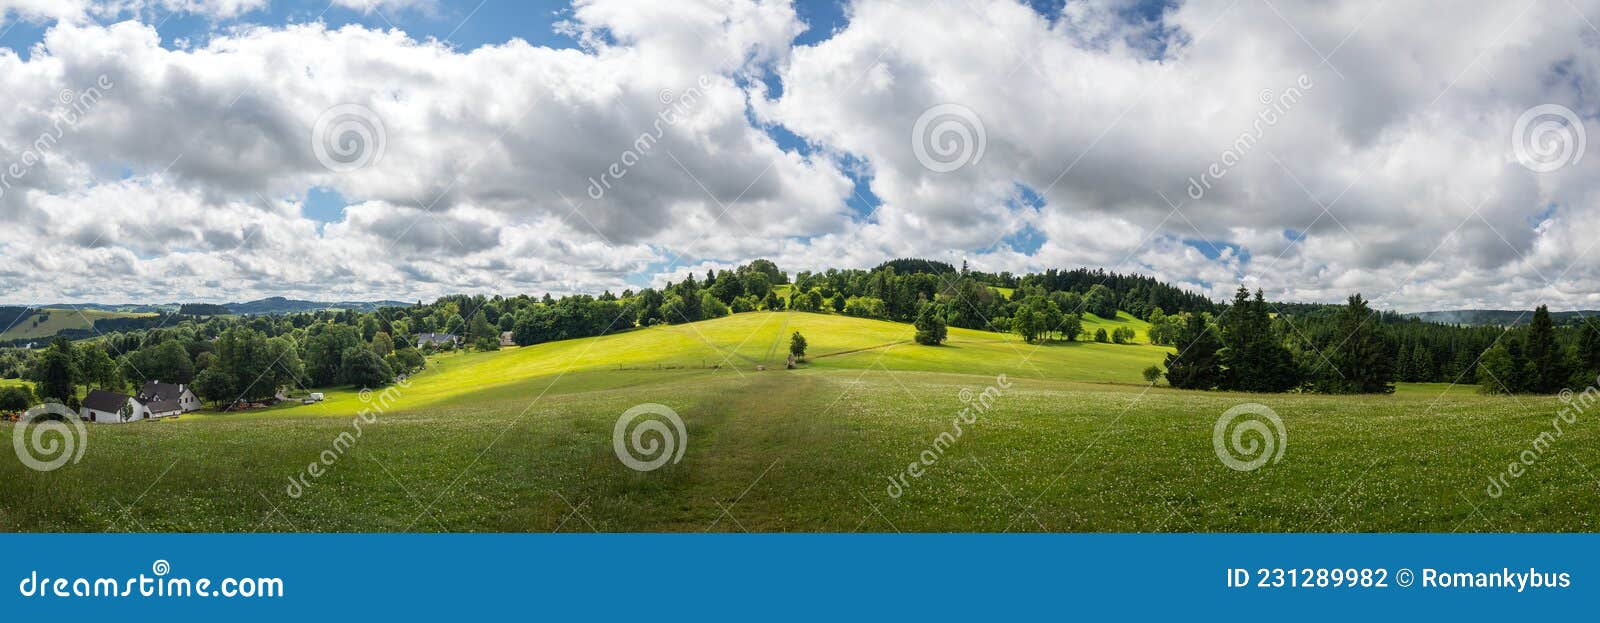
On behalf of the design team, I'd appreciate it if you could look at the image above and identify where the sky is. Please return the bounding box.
[0,0,1597,312]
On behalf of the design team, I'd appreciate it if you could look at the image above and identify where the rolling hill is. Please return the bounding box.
[0,308,158,342]
[281,310,1169,415]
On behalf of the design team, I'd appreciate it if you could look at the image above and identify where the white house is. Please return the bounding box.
[137,381,201,413]
[80,389,140,424]
[416,333,460,348]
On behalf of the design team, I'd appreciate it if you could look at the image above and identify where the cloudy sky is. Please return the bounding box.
[0,0,1596,312]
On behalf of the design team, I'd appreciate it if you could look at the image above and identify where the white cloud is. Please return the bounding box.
[3,0,1600,312]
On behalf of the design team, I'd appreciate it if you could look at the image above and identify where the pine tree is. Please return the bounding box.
[1317,294,1394,394]
[1575,318,1600,386]
[1218,288,1298,392]
[1524,305,1565,393]
[1164,314,1223,390]
[1408,344,1433,382]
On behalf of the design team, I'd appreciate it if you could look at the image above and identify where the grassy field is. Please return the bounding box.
[0,308,155,341]
[1,311,1595,532]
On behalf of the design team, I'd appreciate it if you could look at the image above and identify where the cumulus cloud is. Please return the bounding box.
[2,0,1599,312]
[761,0,1600,310]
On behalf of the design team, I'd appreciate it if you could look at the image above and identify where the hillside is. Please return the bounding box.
[6,309,1592,532]
[0,308,157,342]
[284,310,1168,415]
[224,297,410,315]
[1407,309,1600,326]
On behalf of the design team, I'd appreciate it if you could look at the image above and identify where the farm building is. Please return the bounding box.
[137,380,201,413]
[416,333,460,348]
[79,389,140,424]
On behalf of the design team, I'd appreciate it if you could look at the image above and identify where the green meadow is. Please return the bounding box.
[0,308,155,342]
[2,311,1596,532]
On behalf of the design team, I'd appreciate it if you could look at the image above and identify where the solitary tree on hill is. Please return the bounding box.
[913,303,948,345]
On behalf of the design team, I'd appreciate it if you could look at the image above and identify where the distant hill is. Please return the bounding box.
[0,298,410,344]
[223,297,410,315]
[1407,309,1600,326]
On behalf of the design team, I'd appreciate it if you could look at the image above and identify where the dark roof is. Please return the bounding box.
[83,389,132,413]
[417,333,458,343]
[145,398,182,414]
[138,381,186,401]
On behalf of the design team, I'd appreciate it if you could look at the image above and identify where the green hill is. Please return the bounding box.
[0,308,156,342]
[282,310,1169,416]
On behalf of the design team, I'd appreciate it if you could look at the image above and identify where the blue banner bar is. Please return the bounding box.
[2,534,1593,620]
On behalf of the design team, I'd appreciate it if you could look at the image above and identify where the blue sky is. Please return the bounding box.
[1,1,1593,310]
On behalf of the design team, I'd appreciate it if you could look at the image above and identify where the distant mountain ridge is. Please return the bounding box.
[222,297,410,315]
[1406,309,1600,326]
[24,297,410,316]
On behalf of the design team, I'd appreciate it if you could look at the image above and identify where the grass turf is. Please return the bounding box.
[1,311,1592,532]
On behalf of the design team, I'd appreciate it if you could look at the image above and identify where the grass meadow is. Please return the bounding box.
[0,308,155,342]
[2,311,1596,532]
